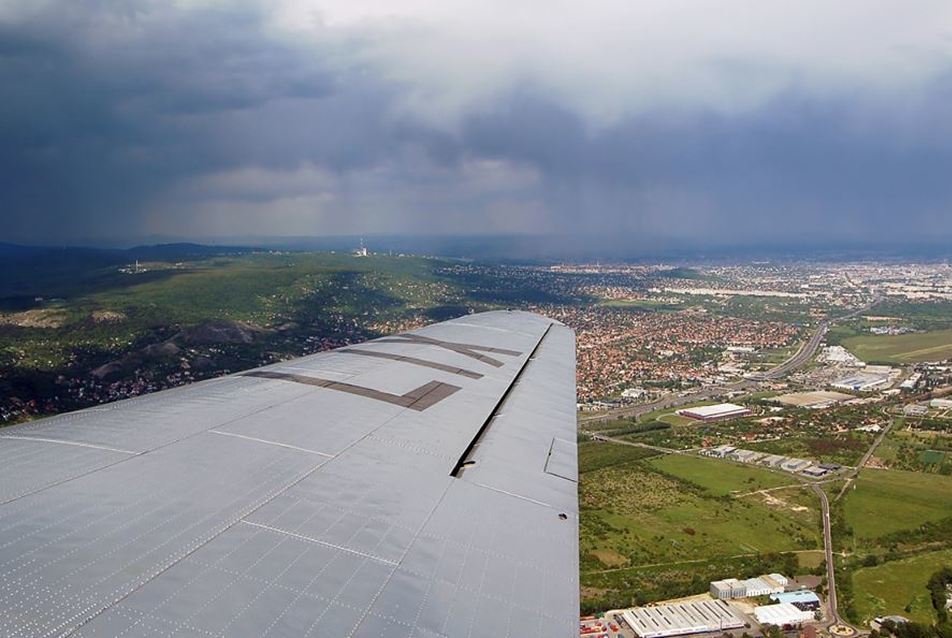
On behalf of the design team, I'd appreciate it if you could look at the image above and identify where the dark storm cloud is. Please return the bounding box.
[2,1,952,249]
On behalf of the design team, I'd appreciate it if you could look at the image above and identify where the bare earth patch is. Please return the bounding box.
[0,309,67,328]
[91,310,126,323]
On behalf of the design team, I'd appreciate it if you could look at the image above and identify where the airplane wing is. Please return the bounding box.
[0,310,578,637]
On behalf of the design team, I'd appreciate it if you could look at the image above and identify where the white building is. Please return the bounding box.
[754,603,815,626]
[677,403,752,422]
[931,398,952,409]
[623,600,744,638]
[767,573,789,587]
[742,576,784,597]
[710,578,745,599]
[780,458,812,473]
[904,404,929,417]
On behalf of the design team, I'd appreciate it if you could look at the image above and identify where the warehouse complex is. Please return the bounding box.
[610,573,820,638]
[621,600,744,638]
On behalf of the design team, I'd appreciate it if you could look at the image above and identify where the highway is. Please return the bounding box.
[752,320,829,381]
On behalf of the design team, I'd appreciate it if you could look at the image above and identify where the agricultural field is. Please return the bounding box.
[842,329,952,364]
[843,468,952,541]
[852,549,952,624]
[578,442,820,610]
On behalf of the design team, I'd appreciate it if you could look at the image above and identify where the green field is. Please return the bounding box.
[852,549,952,623]
[579,443,819,609]
[647,454,797,496]
[842,329,952,363]
[843,468,952,541]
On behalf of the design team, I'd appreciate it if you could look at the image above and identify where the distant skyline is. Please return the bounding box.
[3,1,952,252]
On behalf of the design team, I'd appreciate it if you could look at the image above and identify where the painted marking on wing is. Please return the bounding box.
[208,430,335,457]
[373,334,522,368]
[241,370,461,411]
[0,435,138,455]
[339,347,484,379]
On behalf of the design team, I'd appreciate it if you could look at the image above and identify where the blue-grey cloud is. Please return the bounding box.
[2,1,952,251]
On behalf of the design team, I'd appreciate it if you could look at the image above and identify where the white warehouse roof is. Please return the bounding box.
[754,603,815,626]
[623,600,744,638]
[678,403,751,419]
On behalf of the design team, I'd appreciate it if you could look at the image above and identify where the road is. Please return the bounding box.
[752,320,829,381]
[579,380,756,425]
[811,482,844,629]
[752,294,883,382]
[589,433,686,455]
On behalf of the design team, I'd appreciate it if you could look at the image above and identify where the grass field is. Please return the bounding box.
[658,413,696,426]
[647,454,797,496]
[843,468,952,541]
[842,329,952,363]
[852,548,952,623]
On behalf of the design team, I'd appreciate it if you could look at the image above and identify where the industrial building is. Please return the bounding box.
[742,576,785,597]
[730,449,764,463]
[701,444,736,458]
[709,573,787,599]
[904,403,929,416]
[754,602,815,626]
[780,458,812,473]
[770,591,820,610]
[831,366,896,392]
[677,403,752,422]
[622,599,744,638]
[774,391,852,409]
[931,398,952,410]
[710,578,746,599]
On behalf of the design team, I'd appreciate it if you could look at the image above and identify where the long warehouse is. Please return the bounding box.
[622,600,744,638]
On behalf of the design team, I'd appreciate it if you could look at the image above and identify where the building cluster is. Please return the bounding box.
[700,445,840,478]
[831,365,900,392]
[601,573,822,638]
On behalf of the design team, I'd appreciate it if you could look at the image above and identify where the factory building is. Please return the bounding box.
[742,576,785,597]
[770,590,820,610]
[754,603,815,626]
[710,578,746,599]
[677,403,752,422]
[622,599,744,638]
[709,574,787,600]
[931,398,952,409]
[701,444,736,458]
[831,366,896,392]
[780,458,812,473]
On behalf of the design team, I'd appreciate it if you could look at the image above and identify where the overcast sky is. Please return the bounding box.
[3,0,952,251]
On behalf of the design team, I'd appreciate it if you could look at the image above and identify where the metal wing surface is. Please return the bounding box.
[0,310,578,637]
